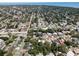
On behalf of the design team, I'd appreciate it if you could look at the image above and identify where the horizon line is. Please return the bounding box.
[0,2,79,8]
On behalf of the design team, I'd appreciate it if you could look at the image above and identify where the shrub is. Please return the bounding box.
[0,49,6,56]
[28,48,39,56]
[57,44,68,53]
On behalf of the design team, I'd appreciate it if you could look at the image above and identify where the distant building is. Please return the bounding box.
[67,49,75,56]
[18,23,27,32]
[36,53,43,56]
[8,29,18,32]
[76,22,79,26]
[46,53,55,56]
[0,29,7,33]
[58,39,65,45]
[73,48,79,55]
[0,39,6,50]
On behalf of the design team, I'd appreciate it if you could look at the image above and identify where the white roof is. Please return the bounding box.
[0,39,6,50]
[46,53,55,56]
[67,50,75,56]
[36,53,43,56]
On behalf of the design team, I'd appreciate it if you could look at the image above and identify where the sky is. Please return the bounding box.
[0,2,79,8]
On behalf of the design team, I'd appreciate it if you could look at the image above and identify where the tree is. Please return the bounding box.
[28,48,39,56]
[51,42,58,55]
[6,35,16,45]
[44,41,51,52]
[42,48,49,56]
[0,49,6,56]
[37,42,44,52]
[0,37,9,41]
[58,44,68,53]
[64,41,73,48]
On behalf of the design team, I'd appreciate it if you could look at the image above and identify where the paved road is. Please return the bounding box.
[0,32,27,34]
